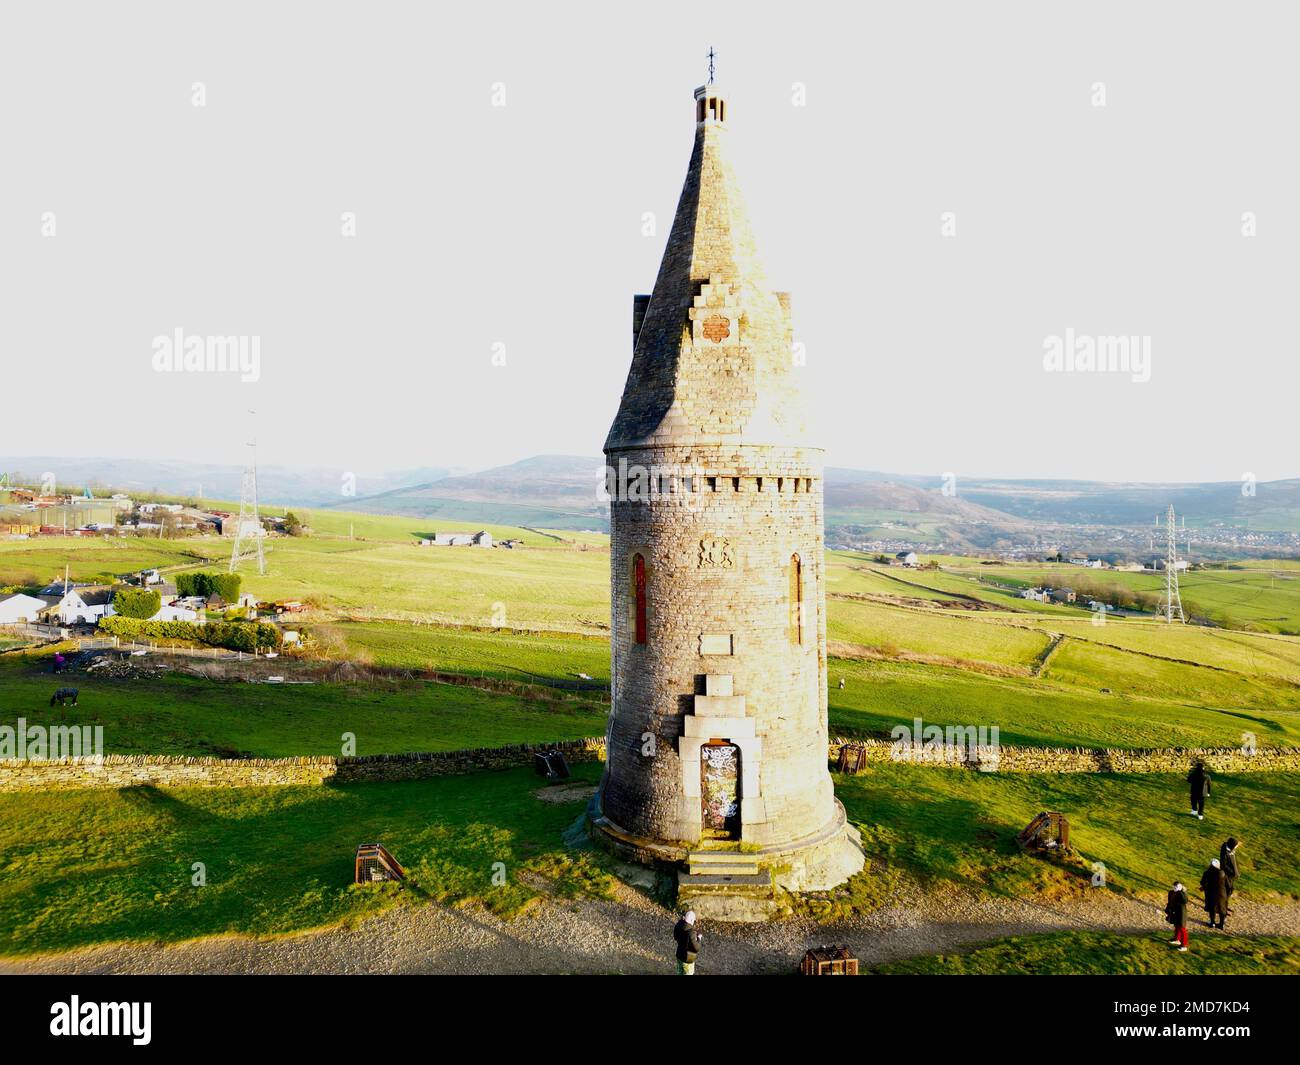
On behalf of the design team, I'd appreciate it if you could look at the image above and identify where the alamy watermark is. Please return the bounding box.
[0,718,104,762]
[1042,328,1151,383]
[890,716,1001,772]
[151,328,261,382]
[599,459,709,511]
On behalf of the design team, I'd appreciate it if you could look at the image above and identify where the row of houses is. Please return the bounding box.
[1020,586,1117,613]
[0,571,258,628]
[1020,586,1077,605]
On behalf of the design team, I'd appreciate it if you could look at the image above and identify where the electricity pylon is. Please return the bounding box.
[1157,504,1185,623]
[229,427,265,576]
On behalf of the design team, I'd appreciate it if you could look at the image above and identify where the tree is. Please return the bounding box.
[176,571,241,601]
[284,511,305,537]
[113,587,160,620]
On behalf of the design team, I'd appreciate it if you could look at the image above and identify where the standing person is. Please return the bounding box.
[1219,838,1241,913]
[1187,761,1211,820]
[673,910,702,975]
[1200,858,1228,929]
[1164,881,1189,951]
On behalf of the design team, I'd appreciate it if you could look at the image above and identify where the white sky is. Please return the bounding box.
[2,1,1297,483]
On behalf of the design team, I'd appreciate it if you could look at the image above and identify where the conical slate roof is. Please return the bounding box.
[605,84,814,452]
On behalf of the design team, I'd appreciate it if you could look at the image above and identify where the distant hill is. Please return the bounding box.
[326,455,608,531]
[954,478,1300,532]
[0,457,457,509]
[5,452,1299,543]
[824,480,1023,525]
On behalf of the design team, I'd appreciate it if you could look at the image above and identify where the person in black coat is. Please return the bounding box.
[1164,881,1189,950]
[673,911,702,975]
[1219,838,1241,912]
[1187,761,1211,820]
[1200,859,1228,929]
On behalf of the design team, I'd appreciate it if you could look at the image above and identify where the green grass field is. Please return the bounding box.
[838,764,1300,900]
[827,657,1300,750]
[3,521,1299,759]
[945,559,1300,633]
[874,932,1300,975]
[2,762,1294,958]
[0,652,606,757]
[333,620,610,686]
[0,764,612,957]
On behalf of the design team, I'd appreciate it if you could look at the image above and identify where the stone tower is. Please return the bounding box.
[591,81,864,908]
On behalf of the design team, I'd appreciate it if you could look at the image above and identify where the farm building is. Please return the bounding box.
[894,551,918,567]
[150,602,202,622]
[429,531,493,547]
[0,593,50,624]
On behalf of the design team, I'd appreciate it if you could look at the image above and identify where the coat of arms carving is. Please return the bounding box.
[698,537,735,568]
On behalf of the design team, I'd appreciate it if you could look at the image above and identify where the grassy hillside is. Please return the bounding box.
[4,525,1299,754]
[0,652,606,757]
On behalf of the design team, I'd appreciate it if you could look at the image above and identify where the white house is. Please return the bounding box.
[0,593,50,624]
[39,587,115,625]
[894,551,918,568]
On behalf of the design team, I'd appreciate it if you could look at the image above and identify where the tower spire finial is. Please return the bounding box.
[707,46,715,85]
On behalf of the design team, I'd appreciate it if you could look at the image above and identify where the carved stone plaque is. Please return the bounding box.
[698,537,735,568]
[699,633,734,656]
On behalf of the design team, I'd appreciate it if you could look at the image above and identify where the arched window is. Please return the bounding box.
[633,553,647,645]
[789,553,803,645]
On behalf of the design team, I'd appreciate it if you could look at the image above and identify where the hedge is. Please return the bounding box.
[99,615,278,651]
[175,572,242,602]
[112,587,161,620]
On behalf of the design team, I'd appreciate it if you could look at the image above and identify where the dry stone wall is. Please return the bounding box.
[0,738,606,793]
[3,736,1296,793]
[829,736,1300,774]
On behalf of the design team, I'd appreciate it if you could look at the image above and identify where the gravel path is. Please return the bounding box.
[6,878,1298,976]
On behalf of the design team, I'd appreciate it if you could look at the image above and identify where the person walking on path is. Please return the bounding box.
[1187,761,1211,820]
[1200,858,1228,929]
[673,911,702,975]
[1164,881,1190,951]
[1220,837,1241,913]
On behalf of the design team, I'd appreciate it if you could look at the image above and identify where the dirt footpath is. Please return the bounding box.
[6,879,1298,976]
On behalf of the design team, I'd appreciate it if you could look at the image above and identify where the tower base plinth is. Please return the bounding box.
[586,793,865,922]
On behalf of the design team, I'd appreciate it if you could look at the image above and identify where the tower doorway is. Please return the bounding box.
[700,741,740,839]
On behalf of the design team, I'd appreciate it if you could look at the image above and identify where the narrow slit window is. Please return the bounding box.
[633,553,648,645]
[789,553,803,645]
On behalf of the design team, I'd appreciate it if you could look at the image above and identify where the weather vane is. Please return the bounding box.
[707,46,715,84]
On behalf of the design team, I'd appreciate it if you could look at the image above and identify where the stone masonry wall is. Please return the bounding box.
[0,738,607,793]
[829,736,1300,774]
[603,443,836,848]
[1,737,1295,793]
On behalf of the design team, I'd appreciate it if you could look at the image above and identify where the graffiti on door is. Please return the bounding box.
[700,742,740,838]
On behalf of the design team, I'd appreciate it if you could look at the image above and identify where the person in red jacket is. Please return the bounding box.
[1164,881,1189,951]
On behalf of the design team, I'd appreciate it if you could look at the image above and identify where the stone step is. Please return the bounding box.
[677,869,773,895]
[686,850,760,876]
[688,862,757,876]
[686,850,760,867]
